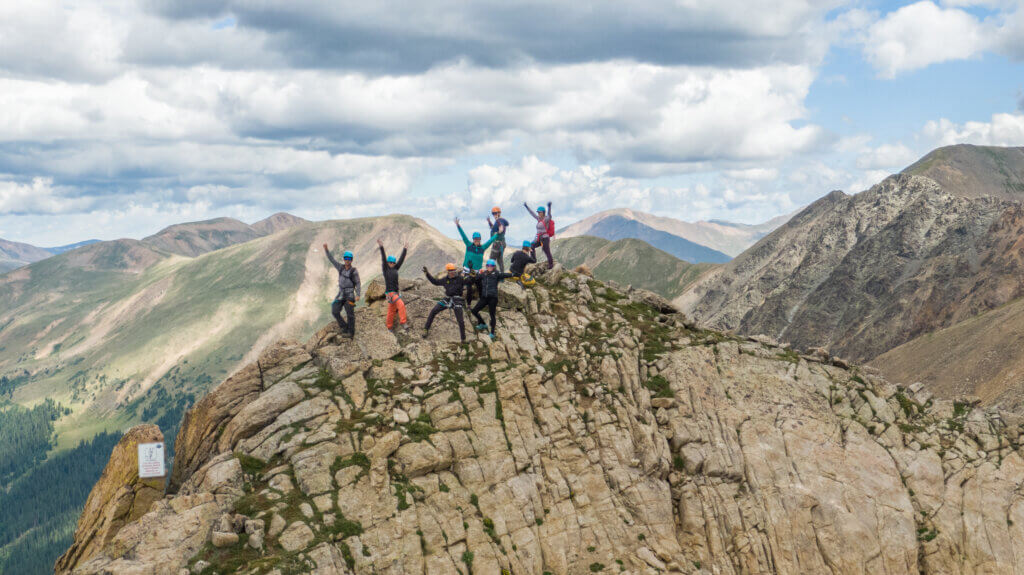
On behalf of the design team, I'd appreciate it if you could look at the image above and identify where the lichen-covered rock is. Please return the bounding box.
[60,275,1024,575]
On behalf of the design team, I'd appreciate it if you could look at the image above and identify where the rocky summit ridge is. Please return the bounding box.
[58,264,1024,574]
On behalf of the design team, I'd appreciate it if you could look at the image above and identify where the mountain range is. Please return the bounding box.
[560,208,790,259]
[550,236,715,299]
[0,239,101,273]
[680,144,1024,408]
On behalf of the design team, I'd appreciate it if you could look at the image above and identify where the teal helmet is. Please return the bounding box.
[522,240,532,248]
[343,251,354,260]
[486,259,496,268]
[472,231,482,240]
[536,206,546,213]
[387,255,397,263]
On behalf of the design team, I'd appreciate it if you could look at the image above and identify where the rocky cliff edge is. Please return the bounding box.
[58,266,1024,574]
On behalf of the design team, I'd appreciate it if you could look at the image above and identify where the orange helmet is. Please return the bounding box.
[491,206,501,214]
[445,263,457,271]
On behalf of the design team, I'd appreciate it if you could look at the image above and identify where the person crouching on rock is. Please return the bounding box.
[422,263,468,342]
[378,238,410,332]
[323,244,360,338]
[471,259,513,340]
[509,240,537,286]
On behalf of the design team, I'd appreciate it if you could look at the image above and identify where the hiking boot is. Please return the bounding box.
[342,332,354,339]
[475,323,487,331]
[488,333,496,340]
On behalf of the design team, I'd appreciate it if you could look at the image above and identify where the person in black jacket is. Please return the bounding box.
[471,259,512,338]
[422,263,468,342]
[323,245,360,337]
[377,239,409,331]
[509,240,537,284]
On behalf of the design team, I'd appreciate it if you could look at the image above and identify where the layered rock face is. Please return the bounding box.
[679,163,1024,364]
[60,267,1024,574]
[56,424,166,572]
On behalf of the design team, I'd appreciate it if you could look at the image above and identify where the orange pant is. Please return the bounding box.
[385,293,407,329]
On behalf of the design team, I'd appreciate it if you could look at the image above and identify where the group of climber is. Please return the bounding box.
[323,202,556,343]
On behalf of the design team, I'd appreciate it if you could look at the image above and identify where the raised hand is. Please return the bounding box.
[422,266,429,274]
[322,243,328,251]
[454,217,461,227]
[403,241,409,250]
[376,238,383,247]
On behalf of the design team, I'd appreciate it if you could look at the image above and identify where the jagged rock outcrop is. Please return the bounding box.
[679,145,1024,367]
[61,266,1024,574]
[56,425,166,573]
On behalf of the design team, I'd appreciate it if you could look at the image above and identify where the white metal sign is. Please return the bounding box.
[138,442,166,479]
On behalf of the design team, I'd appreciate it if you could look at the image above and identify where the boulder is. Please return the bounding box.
[55,425,166,574]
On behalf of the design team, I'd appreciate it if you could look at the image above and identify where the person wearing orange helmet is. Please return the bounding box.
[486,206,510,272]
[422,262,469,342]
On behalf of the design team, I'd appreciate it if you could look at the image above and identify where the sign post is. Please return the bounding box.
[138,442,166,479]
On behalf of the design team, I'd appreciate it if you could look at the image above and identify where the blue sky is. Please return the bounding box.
[0,0,1021,246]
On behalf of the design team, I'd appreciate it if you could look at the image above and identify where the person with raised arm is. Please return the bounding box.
[524,201,555,269]
[486,206,510,272]
[378,238,410,332]
[323,244,360,338]
[455,216,501,272]
[422,263,469,342]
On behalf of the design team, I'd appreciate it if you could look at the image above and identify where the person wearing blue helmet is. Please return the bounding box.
[524,201,555,269]
[509,240,537,285]
[470,258,512,338]
[455,216,501,272]
[323,243,361,337]
[377,238,409,331]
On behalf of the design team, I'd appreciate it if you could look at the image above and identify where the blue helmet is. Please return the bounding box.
[536,206,546,213]
[472,231,482,240]
[343,251,353,260]
[486,259,497,268]
[522,240,532,249]
[387,255,397,263]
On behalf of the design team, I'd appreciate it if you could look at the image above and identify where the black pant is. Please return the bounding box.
[471,296,498,334]
[425,299,466,341]
[331,299,355,334]
[532,236,553,268]
[489,241,506,272]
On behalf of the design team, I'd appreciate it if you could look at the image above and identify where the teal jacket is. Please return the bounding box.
[458,226,497,271]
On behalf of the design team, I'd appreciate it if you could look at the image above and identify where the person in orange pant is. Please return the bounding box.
[378,238,410,331]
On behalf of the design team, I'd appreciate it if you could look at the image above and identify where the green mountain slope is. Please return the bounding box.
[0,215,463,573]
[551,236,716,299]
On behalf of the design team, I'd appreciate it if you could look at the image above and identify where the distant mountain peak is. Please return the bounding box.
[902,144,1024,200]
[251,212,308,236]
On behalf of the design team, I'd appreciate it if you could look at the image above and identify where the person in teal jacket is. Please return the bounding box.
[454,217,501,272]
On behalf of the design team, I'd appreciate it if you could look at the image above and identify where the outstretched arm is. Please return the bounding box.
[524,202,538,220]
[378,243,388,271]
[455,220,471,247]
[546,201,552,218]
[481,232,499,250]
[396,246,407,269]
[487,216,493,228]
[324,244,344,271]
[423,267,441,285]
